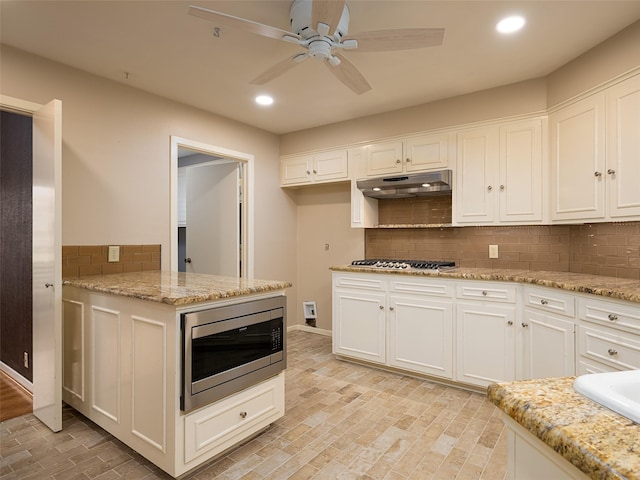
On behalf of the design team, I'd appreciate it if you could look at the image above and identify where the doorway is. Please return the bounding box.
[170,137,254,278]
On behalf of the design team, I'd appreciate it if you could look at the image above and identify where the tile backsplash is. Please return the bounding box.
[365,222,640,280]
[62,244,161,279]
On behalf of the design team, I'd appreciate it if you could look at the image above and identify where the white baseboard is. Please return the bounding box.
[287,324,332,337]
[0,362,33,393]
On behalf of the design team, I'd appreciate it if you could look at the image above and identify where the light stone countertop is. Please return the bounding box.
[63,271,292,306]
[329,266,640,304]
[488,377,640,480]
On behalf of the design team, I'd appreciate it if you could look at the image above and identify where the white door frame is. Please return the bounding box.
[170,136,254,278]
[1,94,63,432]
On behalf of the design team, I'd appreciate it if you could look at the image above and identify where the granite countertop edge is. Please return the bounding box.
[329,266,640,303]
[487,377,640,480]
[63,271,293,306]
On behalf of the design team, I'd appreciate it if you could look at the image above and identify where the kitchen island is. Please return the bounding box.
[488,377,640,480]
[62,271,291,478]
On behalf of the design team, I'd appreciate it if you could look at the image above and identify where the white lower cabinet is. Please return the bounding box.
[456,301,516,387]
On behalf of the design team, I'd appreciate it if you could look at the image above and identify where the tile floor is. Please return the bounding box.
[0,331,508,479]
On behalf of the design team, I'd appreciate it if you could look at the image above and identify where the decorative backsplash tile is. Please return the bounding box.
[378,194,452,225]
[62,244,161,279]
[365,222,640,280]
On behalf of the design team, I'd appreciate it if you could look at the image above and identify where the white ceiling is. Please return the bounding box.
[2,1,640,134]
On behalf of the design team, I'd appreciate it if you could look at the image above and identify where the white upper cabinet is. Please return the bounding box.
[551,73,640,222]
[455,118,544,225]
[550,94,606,221]
[364,133,450,177]
[280,149,348,186]
[606,75,640,219]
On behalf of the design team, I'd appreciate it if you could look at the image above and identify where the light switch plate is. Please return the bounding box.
[489,244,499,259]
[108,245,120,262]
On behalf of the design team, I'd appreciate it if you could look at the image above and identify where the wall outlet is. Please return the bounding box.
[489,244,499,259]
[108,245,120,262]
[23,352,29,369]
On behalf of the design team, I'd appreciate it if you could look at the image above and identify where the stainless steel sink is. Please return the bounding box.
[574,369,640,424]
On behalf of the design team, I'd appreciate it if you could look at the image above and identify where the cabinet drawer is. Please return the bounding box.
[184,373,284,463]
[390,277,454,297]
[579,297,640,334]
[523,287,575,317]
[578,325,640,371]
[456,282,517,303]
[333,274,386,291]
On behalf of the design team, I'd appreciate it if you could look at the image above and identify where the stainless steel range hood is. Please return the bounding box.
[357,170,452,199]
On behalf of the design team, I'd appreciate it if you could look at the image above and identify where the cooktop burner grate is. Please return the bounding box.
[351,259,455,270]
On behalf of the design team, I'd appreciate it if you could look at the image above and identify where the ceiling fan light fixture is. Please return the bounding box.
[255,95,274,106]
[496,15,526,34]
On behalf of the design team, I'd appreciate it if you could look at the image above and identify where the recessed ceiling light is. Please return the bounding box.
[255,95,274,106]
[496,15,526,34]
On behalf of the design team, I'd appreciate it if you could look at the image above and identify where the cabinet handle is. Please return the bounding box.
[608,314,618,321]
[239,411,247,419]
[607,169,616,175]
[45,283,54,288]
[540,299,548,305]
[379,305,384,310]
[482,290,488,296]
[487,185,493,192]
[184,258,192,264]
[522,322,529,328]
[396,159,401,164]
[607,348,618,356]
[594,171,602,177]
[507,321,513,326]
[499,185,505,191]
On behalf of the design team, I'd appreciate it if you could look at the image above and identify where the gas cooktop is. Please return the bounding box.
[350,259,456,271]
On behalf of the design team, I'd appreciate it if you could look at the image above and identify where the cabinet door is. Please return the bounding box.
[550,95,606,221]
[607,75,640,219]
[499,119,543,223]
[365,141,403,176]
[456,302,515,387]
[333,289,386,363]
[520,309,575,380]
[404,133,449,172]
[280,156,312,185]
[313,150,349,182]
[388,295,453,379]
[455,126,499,224]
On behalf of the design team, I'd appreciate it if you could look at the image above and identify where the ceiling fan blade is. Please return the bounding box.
[312,0,346,35]
[250,54,308,85]
[188,5,300,42]
[324,54,371,95]
[345,28,445,52]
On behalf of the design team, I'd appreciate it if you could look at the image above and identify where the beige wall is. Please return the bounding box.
[295,183,363,331]
[0,45,299,323]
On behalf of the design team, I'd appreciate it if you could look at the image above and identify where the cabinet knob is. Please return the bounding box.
[607,169,616,175]
[487,185,493,192]
[406,158,411,163]
[389,307,395,311]
[306,170,311,175]
[482,290,488,296]
[313,170,317,174]
[540,299,548,305]
[607,348,618,356]
[395,159,401,164]
[594,171,602,177]
[379,305,384,310]
[239,411,247,419]
[45,283,54,288]
[608,314,618,321]
[499,185,505,191]
[184,258,192,264]
[522,322,529,328]
[507,320,513,326]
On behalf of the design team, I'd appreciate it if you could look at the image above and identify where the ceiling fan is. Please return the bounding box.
[188,0,444,94]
